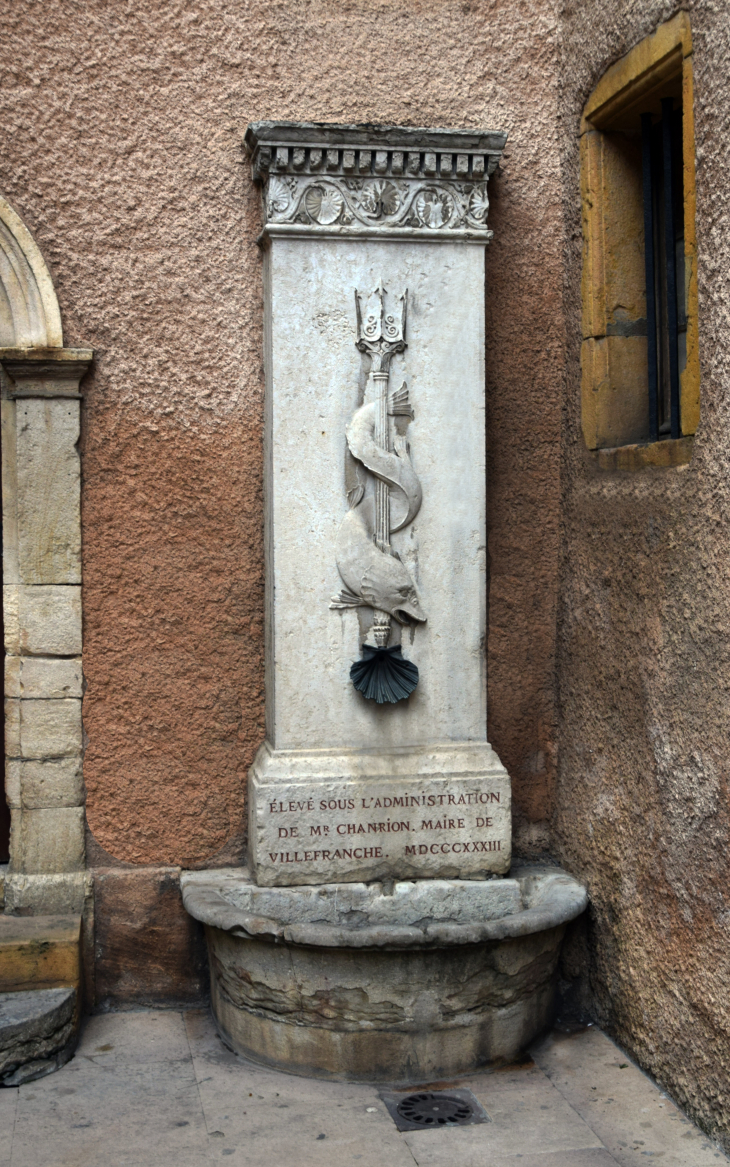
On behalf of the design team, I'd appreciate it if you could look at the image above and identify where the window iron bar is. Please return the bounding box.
[641,112,659,443]
[661,96,681,440]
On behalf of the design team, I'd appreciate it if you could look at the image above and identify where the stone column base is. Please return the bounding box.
[210,946,556,1084]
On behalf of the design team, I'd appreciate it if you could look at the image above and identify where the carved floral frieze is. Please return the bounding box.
[245,123,507,239]
[264,175,492,236]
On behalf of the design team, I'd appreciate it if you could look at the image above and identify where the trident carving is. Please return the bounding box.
[330,282,425,702]
[355,283,407,558]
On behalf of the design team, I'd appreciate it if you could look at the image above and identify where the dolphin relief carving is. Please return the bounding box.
[330,284,425,703]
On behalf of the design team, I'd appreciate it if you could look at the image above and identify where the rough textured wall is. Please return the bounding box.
[556,0,730,1148]
[0,0,563,870]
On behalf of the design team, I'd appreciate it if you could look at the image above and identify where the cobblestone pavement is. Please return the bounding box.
[0,1009,726,1166]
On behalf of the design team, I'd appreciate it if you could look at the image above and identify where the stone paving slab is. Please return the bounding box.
[184,1009,415,1167]
[80,1009,195,1066]
[402,1060,605,1164]
[0,1088,17,1167]
[0,1008,726,1167]
[8,1059,209,1167]
[448,1154,620,1167]
[532,1027,726,1167]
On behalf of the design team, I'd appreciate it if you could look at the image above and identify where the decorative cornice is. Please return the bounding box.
[244,122,508,243]
[0,347,93,398]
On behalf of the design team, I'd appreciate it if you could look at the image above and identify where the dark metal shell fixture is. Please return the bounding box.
[350,645,418,704]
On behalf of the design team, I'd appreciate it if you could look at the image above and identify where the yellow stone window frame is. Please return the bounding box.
[580,13,698,470]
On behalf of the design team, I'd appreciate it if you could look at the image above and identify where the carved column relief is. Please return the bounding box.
[244,126,506,707]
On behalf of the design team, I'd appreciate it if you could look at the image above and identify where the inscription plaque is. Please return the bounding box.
[249,743,511,886]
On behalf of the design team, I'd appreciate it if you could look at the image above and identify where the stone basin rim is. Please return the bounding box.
[181,865,587,950]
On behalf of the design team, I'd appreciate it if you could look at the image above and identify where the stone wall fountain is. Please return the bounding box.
[182,121,587,1083]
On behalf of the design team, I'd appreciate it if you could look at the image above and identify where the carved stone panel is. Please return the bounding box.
[250,743,511,886]
[262,238,490,752]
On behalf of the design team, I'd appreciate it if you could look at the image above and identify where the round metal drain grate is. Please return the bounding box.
[396,1092,474,1127]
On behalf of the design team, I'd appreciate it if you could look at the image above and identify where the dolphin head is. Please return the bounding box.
[360,558,427,625]
[391,583,427,625]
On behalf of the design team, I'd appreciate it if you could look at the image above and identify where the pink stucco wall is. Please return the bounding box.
[556,0,730,1147]
[0,0,564,866]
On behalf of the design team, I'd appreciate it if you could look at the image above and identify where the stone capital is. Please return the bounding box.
[0,347,94,398]
[244,121,507,243]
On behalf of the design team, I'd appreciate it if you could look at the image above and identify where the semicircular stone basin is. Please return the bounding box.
[181,865,587,1084]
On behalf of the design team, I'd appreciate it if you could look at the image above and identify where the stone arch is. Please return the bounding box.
[0,195,63,348]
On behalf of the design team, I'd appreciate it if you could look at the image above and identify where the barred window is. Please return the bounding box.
[580,14,698,470]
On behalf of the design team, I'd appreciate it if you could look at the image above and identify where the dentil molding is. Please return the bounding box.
[245,122,508,243]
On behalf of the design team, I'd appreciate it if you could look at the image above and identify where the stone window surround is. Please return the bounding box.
[579,12,699,472]
[0,193,93,920]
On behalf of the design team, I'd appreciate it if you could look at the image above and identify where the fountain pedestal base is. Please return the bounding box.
[182,866,586,1083]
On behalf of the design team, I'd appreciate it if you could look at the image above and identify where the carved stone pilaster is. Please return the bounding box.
[244,122,507,242]
[243,118,512,888]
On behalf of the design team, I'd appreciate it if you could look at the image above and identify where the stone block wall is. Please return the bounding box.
[2,357,90,916]
[92,867,208,1010]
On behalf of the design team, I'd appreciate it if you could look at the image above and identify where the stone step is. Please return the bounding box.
[0,914,81,993]
[0,986,77,1085]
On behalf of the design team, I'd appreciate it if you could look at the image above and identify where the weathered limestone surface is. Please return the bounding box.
[1,581,19,645]
[0,198,64,348]
[182,866,587,947]
[15,398,81,585]
[1,336,87,907]
[2,872,91,919]
[3,585,82,657]
[4,760,20,808]
[250,179,511,883]
[18,699,82,759]
[4,697,20,756]
[0,349,92,399]
[183,866,586,1082]
[17,808,85,874]
[0,987,77,1085]
[263,237,489,753]
[209,929,559,1083]
[16,758,85,810]
[4,656,83,699]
